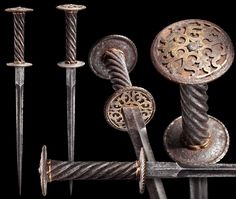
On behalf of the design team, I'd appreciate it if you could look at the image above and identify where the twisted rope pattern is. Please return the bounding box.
[103,48,132,90]
[49,160,137,181]
[65,12,77,63]
[14,13,25,62]
[180,84,210,149]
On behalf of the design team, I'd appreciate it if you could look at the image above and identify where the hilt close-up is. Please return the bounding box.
[39,146,146,196]
[151,19,234,166]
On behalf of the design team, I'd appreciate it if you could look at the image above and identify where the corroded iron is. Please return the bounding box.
[39,146,146,196]
[5,6,33,195]
[151,19,234,199]
[89,35,137,79]
[151,19,234,84]
[89,35,166,199]
[56,4,86,194]
[151,19,234,166]
[105,86,156,131]
[39,146,236,196]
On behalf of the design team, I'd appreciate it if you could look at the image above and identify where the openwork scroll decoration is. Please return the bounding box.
[151,19,234,84]
[105,87,156,131]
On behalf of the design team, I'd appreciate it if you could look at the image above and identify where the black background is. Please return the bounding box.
[0,0,235,198]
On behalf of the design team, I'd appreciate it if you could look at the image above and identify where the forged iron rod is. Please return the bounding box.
[151,19,234,199]
[5,7,33,195]
[180,84,210,149]
[103,47,167,199]
[48,160,137,181]
[181,84,209,199]
[39,145,236,196]
[123,107,167,198]
[146,162,236,178]
[57,4,86,195]
[190,178,208,199]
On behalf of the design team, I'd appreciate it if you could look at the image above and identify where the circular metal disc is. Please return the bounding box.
[164,116,229,166]
[7,62,32,67]
[57,60,85,68]
[39,145,48,196]
[105,86,156,131]
[89,35,137,79]
[56,4,86,11]
[5,7,33,12]
[151,19,234,84]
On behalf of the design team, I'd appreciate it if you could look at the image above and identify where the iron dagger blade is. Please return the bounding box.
[189,178,208,199]
[146,162,236,178]
[66,68,76,194]
[15,67,24,195]
[123,106,167,199]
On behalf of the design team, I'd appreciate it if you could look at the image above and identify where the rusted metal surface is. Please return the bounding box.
[151,19,234,84]
[39,146,145,196]
[89,35,137,79]
[123,106,167,198]
[88,35,167,199]
[5,7,33,195]
[39,146,236,196]
[181,84,210,148]
[105,87,156,131]
[163,116,229,166]
[151,19,234,199]
[151,19,234,166]
[189,178,208,199]
[56,4,86,194]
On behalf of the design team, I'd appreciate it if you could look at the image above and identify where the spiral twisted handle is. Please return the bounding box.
[180,84,210,149]
[14,13,25,63]
[103,48,132,90]
[48,160,137,181]
[65,12,77,63]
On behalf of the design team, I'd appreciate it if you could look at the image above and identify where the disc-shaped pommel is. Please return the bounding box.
[151,19,234,84]
[39,146,48,196]
[89,35,137,79]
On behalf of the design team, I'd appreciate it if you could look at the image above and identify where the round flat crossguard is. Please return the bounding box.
[151,19,234,166]
[105,86,156,131]
[151,19,234,84]
[89,35,137,79]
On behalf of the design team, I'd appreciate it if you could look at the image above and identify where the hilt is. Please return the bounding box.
[39,146,146,196]
[103,48,132,90]
[151,19,234,166]
[89,35,156,131]
[5,7,33,67]
[57,4,86,68]
[181,84,210,149]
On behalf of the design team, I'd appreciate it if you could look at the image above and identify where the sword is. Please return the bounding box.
[5,7,33,195]
[88,35,167,199]
[39,145,236,196]
[57,4,86,195]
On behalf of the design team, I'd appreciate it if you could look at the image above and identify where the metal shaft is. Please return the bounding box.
[65,11,77,196]
[13,13,25,63]
[5,7,33,195]
[15,67,24,195]
[180,84,209,199]
[103,48,132,89]
[48,160,137,181]
[103,48,167,199]
[57,4,86,194]
[14,13,25,196]
[39,145,236,197]
[65,10,77,164]
[181,84,210,148]
[190,178,208,199]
